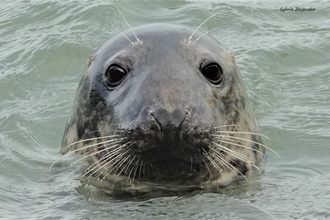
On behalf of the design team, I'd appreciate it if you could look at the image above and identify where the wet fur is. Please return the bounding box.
[60,23,276,193]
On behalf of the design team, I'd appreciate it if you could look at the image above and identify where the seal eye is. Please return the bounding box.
[105,65,127,87]
[201,63,223,85]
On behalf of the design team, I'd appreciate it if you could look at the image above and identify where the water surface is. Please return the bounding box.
[1,0,329,219]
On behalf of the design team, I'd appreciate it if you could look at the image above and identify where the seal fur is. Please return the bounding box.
[61,23,268,193]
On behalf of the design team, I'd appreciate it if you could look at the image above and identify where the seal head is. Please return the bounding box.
[62,23,265,193]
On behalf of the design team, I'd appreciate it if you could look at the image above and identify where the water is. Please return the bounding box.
[1,0,329,219]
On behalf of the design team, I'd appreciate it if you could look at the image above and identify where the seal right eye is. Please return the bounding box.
[105,64,127,87]
[201,63,223,85]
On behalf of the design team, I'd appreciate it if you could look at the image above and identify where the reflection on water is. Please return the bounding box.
[0,0,329,219]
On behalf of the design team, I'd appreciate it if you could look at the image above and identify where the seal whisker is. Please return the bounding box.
[123,156,137,183]
[131,157,141,184]
[71,142,123,166]
[111,150,131,175]
[216,130,270,140]
[202,148,223,174]
[212,136,265,156]
[187,11,220,43]
[216,134,280,158]
[142,162,146,176]
[80,144,127,178]
[213,124,242,128]
[212,151,249,181]
[201,156,214,180]
[83,145,125,178]
[113,27,134,45]
[126,157,137,183]
[100,148,131,181]
[111,154,132,186]
[49,137,123,171]
[126,156,140,183]
[212,143,255,167]
[113,4,140,43]
[65,135,122,149]
[138,160,143,181]
[211,143,261,173]
[126,158,136,184]
[85,142,134,178]
[87,129,125,135]
[192,28,217,44]
[209,148,234,173]
[67,138,123,155]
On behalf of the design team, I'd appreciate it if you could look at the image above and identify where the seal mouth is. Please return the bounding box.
[104,139,209,185]
[119,128,212,183]
[136,158,204,180]
[92,157,207,192]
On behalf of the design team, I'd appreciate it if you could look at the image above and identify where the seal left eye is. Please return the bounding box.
[105,65,127,87]
[201,63,223,85]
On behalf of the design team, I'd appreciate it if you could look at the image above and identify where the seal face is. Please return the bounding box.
[61,23,265,193]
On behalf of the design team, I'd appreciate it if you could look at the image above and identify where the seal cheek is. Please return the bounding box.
[206,99,216,108]
[61,123,78,154]
[212,88,222,99]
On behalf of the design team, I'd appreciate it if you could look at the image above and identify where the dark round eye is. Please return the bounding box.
[201,63,223,85]
[105,64,127,87]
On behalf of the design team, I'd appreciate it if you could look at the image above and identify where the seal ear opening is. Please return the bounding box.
[87,55,96,67]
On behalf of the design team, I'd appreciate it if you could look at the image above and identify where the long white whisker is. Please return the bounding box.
[200,155,214,180]
[213,124,242,128]
[213,136,265,156]
[100,148,131,181]
[213,151,249,181]
[113,4,140,43]
[112,154,132,186]
[83,145,125,178]
[215,134,280,158]
[216,130,270,140]
[212,143,261,173]
[71,142,122,166]
[52,140,122,171]
[187,11,221,42]
[212,143,254,166]
[192,28,217,44]
[113,27,134,45]
[209,149,234,173]
[65,135,121,149]
[68,138,123,154]
[202,148,223,173]
[131,157,141,183]
[125,156,136,182]
[85,142,134,178]
[138,160,143,181]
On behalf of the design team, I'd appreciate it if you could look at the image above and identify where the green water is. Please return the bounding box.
[1,0,329,219]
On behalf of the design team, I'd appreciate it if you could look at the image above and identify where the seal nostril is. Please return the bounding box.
[150,113,163,130]
[170,108,187,129]
[150,108,188,130]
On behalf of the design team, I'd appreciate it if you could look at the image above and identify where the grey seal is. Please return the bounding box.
[61,23,271,194]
